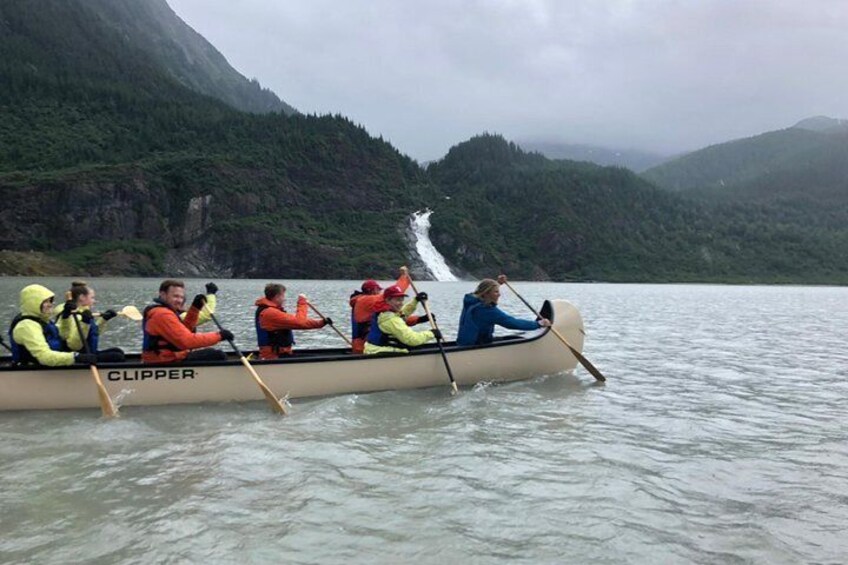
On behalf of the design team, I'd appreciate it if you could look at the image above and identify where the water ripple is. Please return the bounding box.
[2,281,848,563]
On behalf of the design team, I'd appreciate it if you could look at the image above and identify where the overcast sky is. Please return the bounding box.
[169,0,848,162]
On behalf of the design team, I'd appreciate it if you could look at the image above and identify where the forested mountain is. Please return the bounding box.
[519,140,668,172]
[427,135,848,283]
[641,119,848,202]
[100,0,297,115]
[639,118,848,268]
[0,0,429,277]
[0,0,293,118]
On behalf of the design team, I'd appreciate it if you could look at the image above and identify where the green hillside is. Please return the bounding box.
[427,135,848,283]
[641,127,841,193]
[640,119,848,252]
[642,120,848,208]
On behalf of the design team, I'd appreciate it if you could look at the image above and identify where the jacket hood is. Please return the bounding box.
[20,284,55,320]
[254,297,282,309]
[373,298,394,314]
[463,293,484,308]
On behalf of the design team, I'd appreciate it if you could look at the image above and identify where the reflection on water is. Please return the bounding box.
[1,278,847,563]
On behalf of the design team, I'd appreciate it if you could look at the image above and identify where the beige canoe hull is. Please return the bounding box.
[0,300,586,412]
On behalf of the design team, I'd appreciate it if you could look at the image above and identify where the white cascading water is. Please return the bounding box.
[410,209,459,281]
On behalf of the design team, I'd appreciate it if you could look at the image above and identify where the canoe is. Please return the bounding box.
[0,299,586,412]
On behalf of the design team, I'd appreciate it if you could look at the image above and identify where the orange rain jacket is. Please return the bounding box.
[142,302,222,364]
[254,295,325,359]
[348,274,420,354]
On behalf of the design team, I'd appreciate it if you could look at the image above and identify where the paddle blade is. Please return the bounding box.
[259,382,289,415]
[570,346,607,382]
[120,305,142,321]
[239,356,289,415]
[91,366,119,418]
[552,328,606,382]
[97,386,120,418]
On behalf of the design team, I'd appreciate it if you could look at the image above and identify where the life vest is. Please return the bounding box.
[365,312,403,348]
[255,305,295,354]
[75,312,100,353]
[8,314,65,365]
[142,302,181,353]
[349,292,371,341]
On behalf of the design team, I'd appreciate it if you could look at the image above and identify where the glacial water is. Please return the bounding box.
[1,278,847,563]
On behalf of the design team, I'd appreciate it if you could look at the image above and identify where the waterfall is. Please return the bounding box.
[410,209,459,281]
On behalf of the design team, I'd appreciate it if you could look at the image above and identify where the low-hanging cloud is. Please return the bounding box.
[169,0,848,161]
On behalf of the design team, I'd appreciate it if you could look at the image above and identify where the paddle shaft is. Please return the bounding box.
[408,277,458,394]
[502,280,606,382]
[205,308,288,415]
[71,312,119,418]
[306,302,353,347]
[0,336,11,353]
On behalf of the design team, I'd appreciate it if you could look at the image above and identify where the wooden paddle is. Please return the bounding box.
[406,270,459,395]
[205,308,289,415]
[71,312,119,418]
[306,301,353,347]
[94,305,142,321]
[501,279,606,382]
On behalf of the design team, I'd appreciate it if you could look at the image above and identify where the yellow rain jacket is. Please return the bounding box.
[364,298,435,355]
[55,305,109,352]
[11,285,76,366]
[180,293,216,326]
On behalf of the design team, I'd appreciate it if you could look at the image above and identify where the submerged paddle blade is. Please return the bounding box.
[552,327,606,382]
[91,366,119,418]
[239,356,289,415]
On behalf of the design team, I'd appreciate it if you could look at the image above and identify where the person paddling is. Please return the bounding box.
[142,279,231,364]
[8,284,110,367]
[254,283,327,359]
[456,275,551,347]
[364,285,437,355]
[349,266,425,354]
[56,281,125,362]
[181,281,218,327]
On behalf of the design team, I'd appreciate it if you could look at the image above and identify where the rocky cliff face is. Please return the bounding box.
[0,174,174,251]
[0,155,428,279]
[0,166,219,272]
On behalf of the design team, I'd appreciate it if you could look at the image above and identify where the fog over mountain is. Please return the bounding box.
[793,115,848,133]
[517,140,669,172]
[168,0,848,161]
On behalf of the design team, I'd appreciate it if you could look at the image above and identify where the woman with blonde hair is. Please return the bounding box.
[456,275,550,347]
[56,281,125,362]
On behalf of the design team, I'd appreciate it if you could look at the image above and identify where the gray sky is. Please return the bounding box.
[169,0,848,162]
